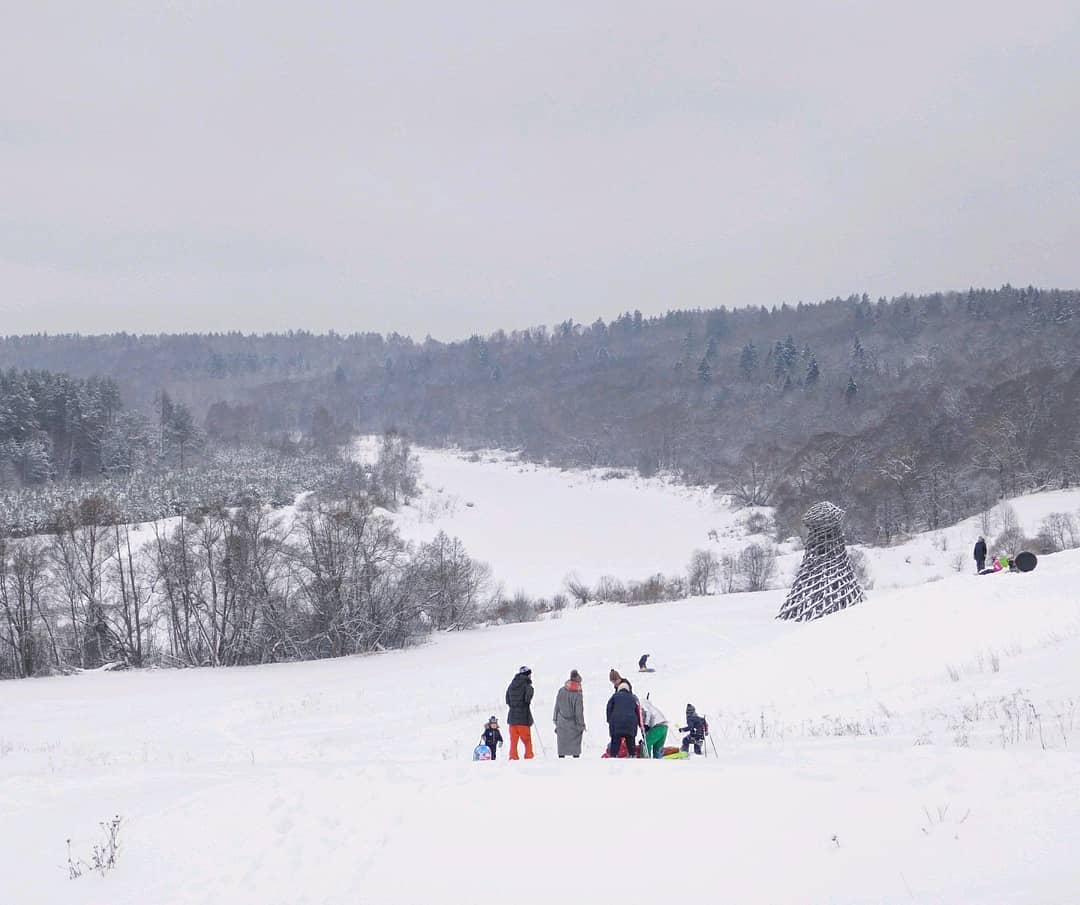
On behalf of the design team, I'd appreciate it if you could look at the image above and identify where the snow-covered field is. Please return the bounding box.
[381,443,1080,597]
[3,450,1080,904]
[380,444,762,598]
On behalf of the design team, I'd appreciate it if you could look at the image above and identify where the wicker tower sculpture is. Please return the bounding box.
[777,501,864,622]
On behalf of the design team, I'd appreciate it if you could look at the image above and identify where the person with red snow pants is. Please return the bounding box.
[505,666,535,759]
[606,678,640,757]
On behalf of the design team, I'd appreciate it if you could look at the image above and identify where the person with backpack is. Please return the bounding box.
[553,669,586,758]
[639,696,668,758]
[505,666,535,760]
[606,675,640,758]
[481,716,503,761]
[679,704,708,755]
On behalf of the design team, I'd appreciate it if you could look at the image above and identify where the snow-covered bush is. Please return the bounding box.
[742,510,773,536]
[687,549,720,595]
[738,542,777,592]
[563,574,592,606]
[992,525,1033,557]
[1036,512,1079,553]
[847,547,874,589]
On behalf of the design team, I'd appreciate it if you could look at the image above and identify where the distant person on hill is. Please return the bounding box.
[481,716,503,761]
[606,675,641,757]
[505,666,535,760]
[553,669,586,758]
[639,695,668,758]
[974,536,987,573]
[638,653,654,672]
[679,704,709,755]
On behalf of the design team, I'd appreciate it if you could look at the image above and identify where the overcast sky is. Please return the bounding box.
[2,2,1078,340]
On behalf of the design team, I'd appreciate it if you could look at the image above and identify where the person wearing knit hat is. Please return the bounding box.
[609,668,633,693]
[505,666,535,759]
[553,669,586,758]
[679,703,708,755]
[480,716,503,761]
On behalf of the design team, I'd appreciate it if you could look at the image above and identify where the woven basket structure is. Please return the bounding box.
[776,501,864,622]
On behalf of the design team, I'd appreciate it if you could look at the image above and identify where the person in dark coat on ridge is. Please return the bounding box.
[481,716,503,761]
[974,536,987,573]
[505,666,535,760]
[606,677,640,758]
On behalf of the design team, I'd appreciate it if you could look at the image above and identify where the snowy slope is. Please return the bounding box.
[4,556,1079,904]
[3,450,1080,904]
[370,442,769,598]
[383,441,1080,597]
[853,489,1080,590]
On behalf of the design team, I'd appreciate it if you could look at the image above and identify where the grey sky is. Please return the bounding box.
[2,2,1079,339]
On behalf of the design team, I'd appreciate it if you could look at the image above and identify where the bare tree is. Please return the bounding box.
[687,549,719,595]
[50,496,119,668]
[414,531,491,630]
[0,538,52,676]
[722,445,786,508]
[108,524,156,667]
[718,553,740,593]
[1036,512,1079,553]
[563,574,592,607]
[738,542,777,592]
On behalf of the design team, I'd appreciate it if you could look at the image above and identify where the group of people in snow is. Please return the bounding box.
[479,665,708,760]
[973,536,1019,575]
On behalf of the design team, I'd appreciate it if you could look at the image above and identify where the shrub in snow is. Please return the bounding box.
[687,549,720,595]
[563,574,592,606]
[742,510,774,536]
[1036,512,1079,553]
[738,542,778,592]
[846,547,874,589]
[718,553,740,593]
[594,575,626,602]
[992,525,1033,557]
[67,816,122,879]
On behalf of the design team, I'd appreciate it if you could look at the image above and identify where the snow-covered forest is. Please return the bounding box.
[5,288,1080,678]
[0,432,505,678]
[5,287,1080,543]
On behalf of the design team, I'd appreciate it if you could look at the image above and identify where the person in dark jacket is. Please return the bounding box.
[974,536,987,573]
[481,716,503,761]
[609,668,633,693]
[679,704,708,755]
[505,666,535,760]
[606,678,640,757]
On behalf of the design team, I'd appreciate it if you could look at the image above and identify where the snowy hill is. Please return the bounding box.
[3,450,1080,904]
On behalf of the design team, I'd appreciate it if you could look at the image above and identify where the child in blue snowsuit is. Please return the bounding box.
[481,716,503,760]
[679,704,708,755]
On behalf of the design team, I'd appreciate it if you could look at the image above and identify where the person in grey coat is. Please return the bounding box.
[553,669,586,758]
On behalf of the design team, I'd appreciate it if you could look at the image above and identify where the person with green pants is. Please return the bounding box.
[639,696,669,758]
